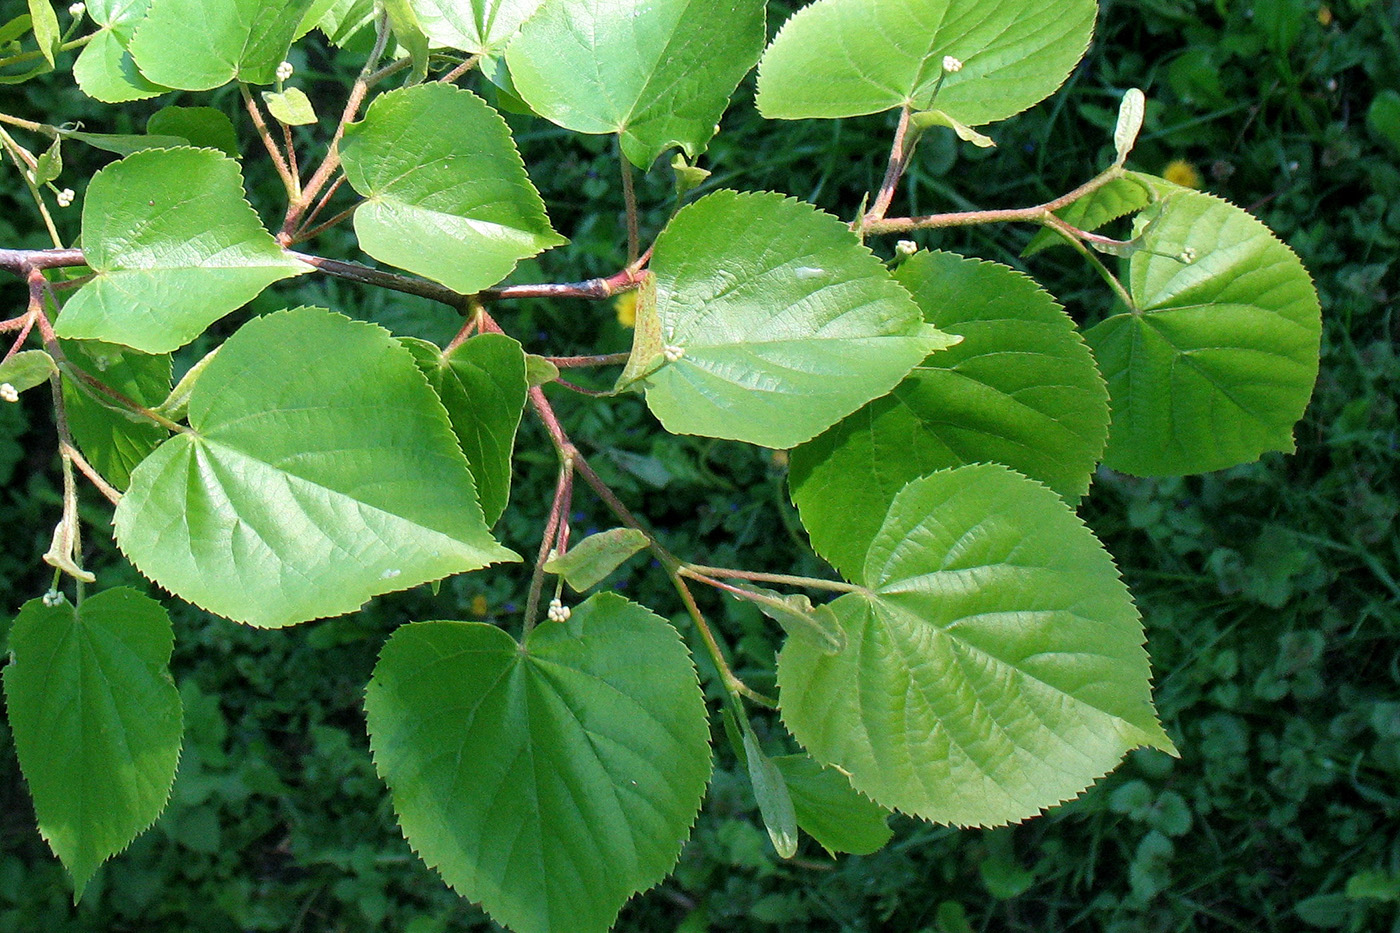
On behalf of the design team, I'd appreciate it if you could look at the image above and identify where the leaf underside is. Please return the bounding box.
[779,463,1175,828]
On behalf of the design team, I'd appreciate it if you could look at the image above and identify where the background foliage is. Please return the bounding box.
[1,0,1397,930]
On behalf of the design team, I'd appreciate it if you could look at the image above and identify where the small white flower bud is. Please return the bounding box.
[546,598,571,622]
[662,345,684,363]
[0,383,18,403]
[895,240,918,257]
[42,589,64,607]
[276,61,294,82]
[68,2,84,17]
[55,188,75,208]
[942,55,963,73]
[1179,247,1198,263]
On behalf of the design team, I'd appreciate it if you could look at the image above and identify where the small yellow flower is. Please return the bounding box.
[469,594,489,618]
[614,290,638,328]
[770,449,789,468]
[1163,159,1202,189]
[1317,5,1333,26]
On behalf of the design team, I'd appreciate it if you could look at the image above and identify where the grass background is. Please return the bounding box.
[2,0,1398,930]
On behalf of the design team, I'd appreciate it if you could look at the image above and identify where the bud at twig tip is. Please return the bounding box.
[942,56,963,73]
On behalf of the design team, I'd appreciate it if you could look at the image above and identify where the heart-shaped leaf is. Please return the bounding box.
[341,84,565,295]
[366,592,711,933]
[779,463,1175,828]
[114,307,517,628]
[3,588,182,898]
[629,190,956,448]
[1085,176,1322,475]
[506,0,766,167]
[72,0,171,103]
[55,148,309,353]
[409,0,543,54]
[757,0,1096,126]
[128,0,316,89]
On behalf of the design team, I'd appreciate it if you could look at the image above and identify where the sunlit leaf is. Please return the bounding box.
[55,148,308,353]
[628,190,956,448]
[1085,177,1322,475]
[779,463,1175,828]
[757,0,1096,126]
[341,84,566,294]
[114,308,517,628]
[506,0,765,167]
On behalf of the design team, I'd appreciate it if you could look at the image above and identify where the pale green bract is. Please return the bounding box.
[505,0,766,167]
[114,308,517,628]
[743,727,799,859]
[409,0,543,54]
[366,593,711,933]
[1085,177,1322,476]
[779,464,1175,828]
[1022,174,1152,257]
[633,190,957,449]
[128,0,315,89]
[54,148,309,354]
[2,588,182,899]
[401,333,528,526]
[790,250,1109,578]
[756,0,1096,126]
[341,83,566,294]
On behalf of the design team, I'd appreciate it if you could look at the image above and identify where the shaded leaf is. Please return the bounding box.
[366,592,711,933]
[1022,175,1152,257]
[60,340,171,489]
[146,105,240,158]
[744,727,798,859]
[402,333,527,525]
[791,250,1108,578]
[772,753,892,856]
[3,588,182,898]
[545,528,649,592]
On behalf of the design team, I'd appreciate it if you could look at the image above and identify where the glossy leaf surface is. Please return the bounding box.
[366,593,711,933]
[55,148,308,353]
[1085,178,1321,475]
[791,250,1109,578]
[72,0,169,103]
[506,0,765,167]
[633,190,955,448]
[402,333,528,526]
[114,308,516,628]
[779,464,1175,828]
[341,84,565,294]
[757,0,1096,126]
[410,0,543,53]
[3,588,182,898]
[129,0,316,89]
